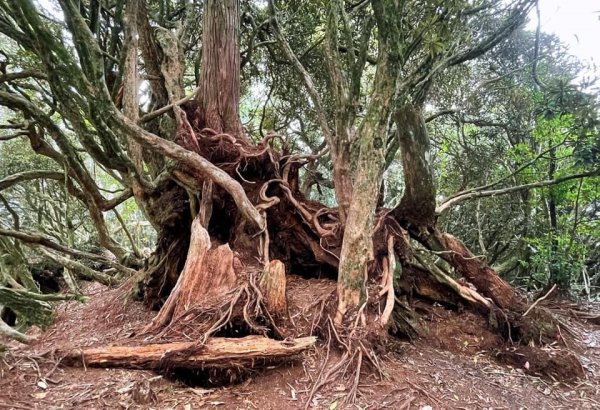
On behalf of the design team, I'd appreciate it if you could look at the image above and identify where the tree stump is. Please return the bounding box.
[259,259,288,317]
[146,217,238,332]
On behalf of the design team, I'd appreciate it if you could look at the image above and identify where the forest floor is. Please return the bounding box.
[1,278,600,410]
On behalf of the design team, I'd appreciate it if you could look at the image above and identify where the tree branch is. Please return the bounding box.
[267,0,334,149]
[436,169,600,214]
[139,86,200,123]
[0,170,64,191]
[444,138,570,202]
[0,227,136,276]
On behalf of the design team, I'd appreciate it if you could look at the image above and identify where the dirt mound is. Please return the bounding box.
[496,346,585,380]
[417,302,504,354]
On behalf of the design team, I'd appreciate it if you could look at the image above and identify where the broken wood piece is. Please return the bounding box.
[61,335,316,370]
[260,259,287,317]
[145,217,238,332]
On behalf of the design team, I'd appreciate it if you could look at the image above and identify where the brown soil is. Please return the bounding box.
[1,280,600,409]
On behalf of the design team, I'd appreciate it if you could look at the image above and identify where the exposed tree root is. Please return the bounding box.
[0,318,32,344]
[305,310,385,407]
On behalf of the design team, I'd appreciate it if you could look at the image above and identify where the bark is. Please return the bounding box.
[122,0,146,187]
[393,105,436,228]
[140,180,192,306]
[411,251,492,312]
[0,318,31,344]
[136,0,169,109]
[60,335,317,370]
[259,260,288,317]
[433,232,526,311]
[197,0,243,136]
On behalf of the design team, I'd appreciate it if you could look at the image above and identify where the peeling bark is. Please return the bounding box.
[146,217,237,331]
[260,259,288,318]
[197,0,243,136]
[433,231,526,311]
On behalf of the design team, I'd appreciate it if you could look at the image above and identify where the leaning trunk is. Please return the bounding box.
[392,104,558,342]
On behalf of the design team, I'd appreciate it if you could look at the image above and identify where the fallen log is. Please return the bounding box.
[61,335,316,370]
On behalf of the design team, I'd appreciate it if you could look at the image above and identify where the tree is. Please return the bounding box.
[0,0,598,397]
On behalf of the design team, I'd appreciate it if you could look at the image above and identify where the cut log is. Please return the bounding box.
[259,259,287,317]
[61,335,316,370]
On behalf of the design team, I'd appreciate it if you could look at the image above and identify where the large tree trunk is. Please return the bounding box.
[334,1,401,324]
[197,0,243,135]
[140,0,246,307]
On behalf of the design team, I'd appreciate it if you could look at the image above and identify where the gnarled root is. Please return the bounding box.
[306,312,384,408]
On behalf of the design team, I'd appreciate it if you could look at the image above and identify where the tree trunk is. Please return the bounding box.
[393,105,437,228]
[139,180,192,308]
[197,0,243,136]
[334,120,389,324]
[393,105,528,314]
[334,1,401,323]
[546,145,566,290]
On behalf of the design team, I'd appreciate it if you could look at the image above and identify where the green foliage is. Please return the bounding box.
[0,137,57,178]
[526,234,586,289]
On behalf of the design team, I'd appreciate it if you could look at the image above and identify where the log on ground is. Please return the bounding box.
[61,335,317,370]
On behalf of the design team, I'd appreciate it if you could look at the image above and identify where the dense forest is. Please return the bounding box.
[0,0,599,408]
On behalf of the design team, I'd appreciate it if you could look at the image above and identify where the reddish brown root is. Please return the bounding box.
[434,231,525,311]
